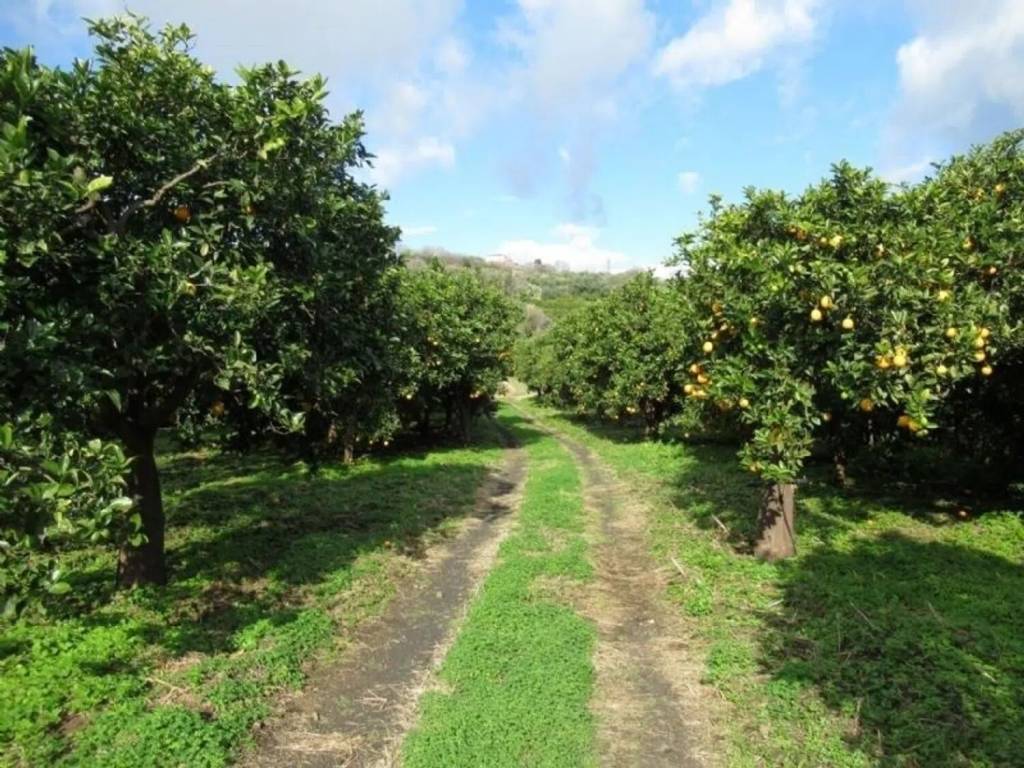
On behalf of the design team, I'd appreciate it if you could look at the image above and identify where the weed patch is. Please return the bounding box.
[402,411,596,768]
[0,422,508,767]
[519,400,1024,768]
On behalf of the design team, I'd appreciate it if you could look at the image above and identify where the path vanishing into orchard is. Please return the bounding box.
[243,398,716,768]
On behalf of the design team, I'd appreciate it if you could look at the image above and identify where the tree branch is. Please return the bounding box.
[64,154,222,238]
[143,370,200,429]
[112,154,220,233]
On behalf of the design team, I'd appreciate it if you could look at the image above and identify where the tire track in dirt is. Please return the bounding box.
[242,428,527,768]
[515,407,714,768]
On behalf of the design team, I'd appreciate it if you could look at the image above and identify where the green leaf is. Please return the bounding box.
[85,175,114,195]
[104,390,122,412]
[108,497,134,513]
[258,137,286,159]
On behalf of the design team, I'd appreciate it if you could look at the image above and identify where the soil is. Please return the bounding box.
[243,404,719,767]
[241,433,527,768]
[528,413,718,768]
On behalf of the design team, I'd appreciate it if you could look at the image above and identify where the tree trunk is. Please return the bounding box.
[456,399,471,444]
[832,446,848,487]
[342,420,355,465]
[644,401,664,437]
[419,405,432,439]
[117,425,167,586]
[444,398,454,432]
[754,482,796,561]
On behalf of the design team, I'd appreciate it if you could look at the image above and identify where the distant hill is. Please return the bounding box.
[401,247,641,331]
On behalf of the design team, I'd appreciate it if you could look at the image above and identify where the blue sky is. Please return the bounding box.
[4,1,1024,271]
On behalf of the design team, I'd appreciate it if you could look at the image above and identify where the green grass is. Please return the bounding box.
[517,399,1024,768]
[402,410,596,768]
[0,421,508,768]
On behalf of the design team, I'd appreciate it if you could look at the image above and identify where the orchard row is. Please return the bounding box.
[518,133,1024,557]
[0,19,519,610]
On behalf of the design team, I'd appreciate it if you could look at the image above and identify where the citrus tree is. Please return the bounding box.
[515,308,588,409]
[0,18,396,586]
[525,130,1023,560]
[672,154,1013,557]
[398,262,520,441]
[518,272,694,433]
[1,45,138,609]
[917,130,1024,479]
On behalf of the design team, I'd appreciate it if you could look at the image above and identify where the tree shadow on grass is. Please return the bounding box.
[550,412,1024,765]
[765,532,1024,766]
[21,455,500,672]
[1,420,535,758]
[663,441,1021,554]
[137,420,530,653]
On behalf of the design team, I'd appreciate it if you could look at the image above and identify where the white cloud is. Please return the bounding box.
[501,0,655,114]
[20,1,468,190]
[493,223,628,272]
[23,0,463,86]
[677,170,701,194]
[370,137,455,186]
[654,0,821,90]
[435,37,469,75]
[494,0,655,219]
[886,0,1024,160]
[375,81,430,138]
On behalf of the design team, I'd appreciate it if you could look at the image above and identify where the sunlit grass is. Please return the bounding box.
[402,412,596,767]
[0,422,507,767]
[519,399,1024,768]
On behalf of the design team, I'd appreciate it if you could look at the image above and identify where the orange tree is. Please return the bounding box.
[515,306,593,410]
[916,131,1024,478]
[519,273,694,433]
[397,262,520,441]
[0,48,138,612]
[0,18,398,588]
[672,150,1014,558]
[234,61,403,465]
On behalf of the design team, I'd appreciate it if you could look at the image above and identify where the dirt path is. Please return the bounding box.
[515,408,715,768]
[242,435,526,768]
